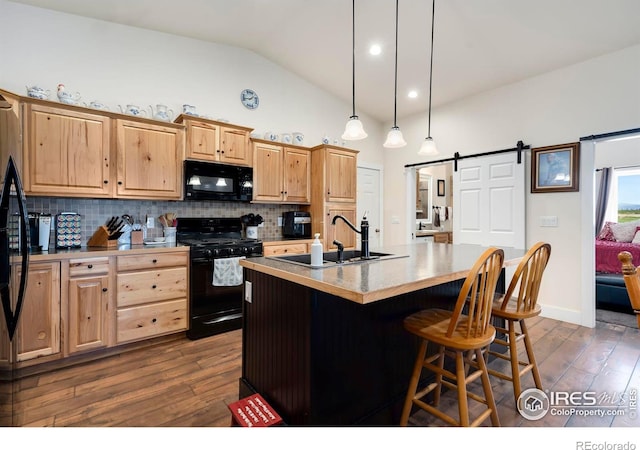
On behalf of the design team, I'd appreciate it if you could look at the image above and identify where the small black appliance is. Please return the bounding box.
[282,211,312,238]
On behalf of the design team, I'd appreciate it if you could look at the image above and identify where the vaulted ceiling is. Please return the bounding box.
[8,0,640,122]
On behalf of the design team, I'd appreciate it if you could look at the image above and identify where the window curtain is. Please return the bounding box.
[595,167,612,236]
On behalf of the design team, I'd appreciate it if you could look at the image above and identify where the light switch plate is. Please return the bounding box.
[540,216,558,227]
[245,281,252,303]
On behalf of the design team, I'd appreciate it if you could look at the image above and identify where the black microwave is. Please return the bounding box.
[184,160,253,202]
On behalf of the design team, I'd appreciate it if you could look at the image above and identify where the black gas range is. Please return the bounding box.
[177,217,263,340]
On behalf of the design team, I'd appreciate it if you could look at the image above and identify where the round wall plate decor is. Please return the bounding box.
[241,89,259,110]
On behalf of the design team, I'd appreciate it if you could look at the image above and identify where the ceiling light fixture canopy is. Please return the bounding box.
[384,0,406,148]
[418,0,439,156]
[342,0,367,141]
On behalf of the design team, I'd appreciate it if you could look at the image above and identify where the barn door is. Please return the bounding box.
[453,152,525,249]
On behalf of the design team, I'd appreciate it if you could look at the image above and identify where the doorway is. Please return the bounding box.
[357,164,383,248]
[581,130,640,328]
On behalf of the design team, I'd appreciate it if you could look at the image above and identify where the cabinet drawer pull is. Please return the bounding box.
[152,318,157,323]
[102,288,108,292]
[152,285,157,289]
[104,180,108,184]
[152,259,157,263]
[88,264,93,269]
[118,181,123,185]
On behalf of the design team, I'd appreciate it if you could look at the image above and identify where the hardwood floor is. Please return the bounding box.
[10,314,640,427]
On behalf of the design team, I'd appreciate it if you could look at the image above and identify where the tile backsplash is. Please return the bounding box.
[26,197,302,246]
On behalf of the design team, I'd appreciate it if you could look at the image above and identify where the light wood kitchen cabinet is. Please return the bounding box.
[325,205,357,250]
[252,140,311,204]
[23,102,113,198]
[263,240,311,256]
[0,89,23,185]
[115,250,188,344]
[306,145,359,249]
[176,115,253,166]
[324,147,358,203]
[65,256,112,354]
[13,261,61,363]
[433,232,453,244]
[115,119,184,199]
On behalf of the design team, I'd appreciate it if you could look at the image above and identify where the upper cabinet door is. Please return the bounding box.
[283,147,310,204]
[25,103,112,197]
[185,119,220,162]
[252,141,284,202]
[325,148,357,202]
[115,119,184,199]
[219,127,251,166]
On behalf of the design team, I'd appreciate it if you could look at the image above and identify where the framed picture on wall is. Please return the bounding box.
[531,142,580,193]
[437,179,445,197]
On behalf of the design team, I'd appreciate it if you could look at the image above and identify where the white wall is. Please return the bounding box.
[0,0,384,166]
[384,43,640,326]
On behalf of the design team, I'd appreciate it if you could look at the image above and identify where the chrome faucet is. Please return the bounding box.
[331,213,370,259]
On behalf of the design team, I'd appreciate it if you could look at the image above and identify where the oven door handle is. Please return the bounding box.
[203,312,243,325]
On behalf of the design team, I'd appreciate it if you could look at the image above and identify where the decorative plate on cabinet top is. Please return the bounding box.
[241,89,259,110]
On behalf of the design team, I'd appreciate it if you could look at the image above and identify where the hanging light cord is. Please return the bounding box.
[427,0,435,137]
[351,0,356,118]
[393,0,399,128]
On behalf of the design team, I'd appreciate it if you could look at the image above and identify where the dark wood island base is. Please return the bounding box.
[240,269,505,425]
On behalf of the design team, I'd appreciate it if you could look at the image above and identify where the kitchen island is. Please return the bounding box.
[239,242,525,426]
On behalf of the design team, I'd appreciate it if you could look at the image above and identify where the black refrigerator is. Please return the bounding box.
[0,155,30,426]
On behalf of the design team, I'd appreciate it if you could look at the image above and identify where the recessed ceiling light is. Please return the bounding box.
[369,44,381,56]
[408,90,418,99]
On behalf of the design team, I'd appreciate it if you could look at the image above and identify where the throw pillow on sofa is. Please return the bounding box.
[632,227,640,245]
[611,219,640,242]
[597,221,617,241]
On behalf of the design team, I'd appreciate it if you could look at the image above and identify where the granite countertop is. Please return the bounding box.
[240,242,525,304]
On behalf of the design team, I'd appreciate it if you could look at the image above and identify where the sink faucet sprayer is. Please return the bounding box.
[331,212,370,259]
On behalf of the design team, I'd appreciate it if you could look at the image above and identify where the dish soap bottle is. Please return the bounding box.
[311,233,323,267]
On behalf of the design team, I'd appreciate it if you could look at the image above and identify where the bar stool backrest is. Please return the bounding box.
[498,242,551,314]
[447,247,505,339]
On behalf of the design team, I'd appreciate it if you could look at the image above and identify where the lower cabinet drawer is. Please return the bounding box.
[263,243,309,256]
[117,299,187,343]
[117,267,187,307]
[69,257,110,277]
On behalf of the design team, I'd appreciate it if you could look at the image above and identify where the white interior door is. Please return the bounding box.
[357,165,382,249]
[453,152,525,249]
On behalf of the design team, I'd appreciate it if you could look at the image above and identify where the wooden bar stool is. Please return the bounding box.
[400,247,505,427]
[619,251,640,327]
[485,242,551,406]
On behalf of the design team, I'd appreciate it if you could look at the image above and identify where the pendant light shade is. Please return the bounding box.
[343,116,367,140]
[384,127,407,148]
[418,137,437,155]
[342,0,367,141]
[383,0,406,149]
[418,0,439,156]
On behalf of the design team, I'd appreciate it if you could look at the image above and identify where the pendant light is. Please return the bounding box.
[342,0,367,141]
[418,0,439,156]
[383,0,407,148]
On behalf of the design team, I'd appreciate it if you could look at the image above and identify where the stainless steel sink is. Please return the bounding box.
[271,250,406,268]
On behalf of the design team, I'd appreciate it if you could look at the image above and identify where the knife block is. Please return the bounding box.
[87,226,118,248]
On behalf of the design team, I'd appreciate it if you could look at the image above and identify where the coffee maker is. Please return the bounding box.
[28,213,52,251]
[282,211,312,238]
